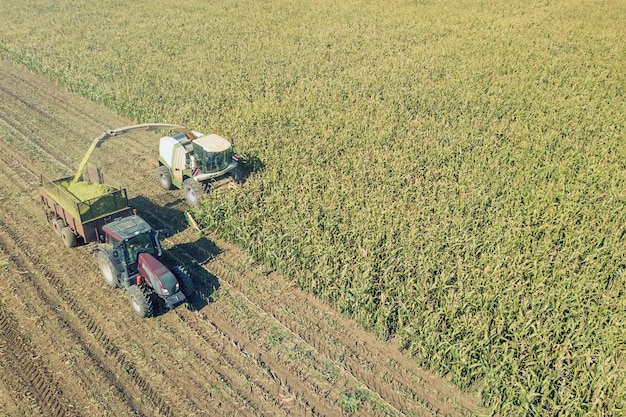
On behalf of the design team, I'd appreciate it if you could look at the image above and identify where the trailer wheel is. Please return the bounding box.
[157,165,173,190]
[52,218,64,236]
[183,178,204,207]
[97,251,120,288]
[128,285,154,318]
[61,227,77,248]
[173,265,194,297]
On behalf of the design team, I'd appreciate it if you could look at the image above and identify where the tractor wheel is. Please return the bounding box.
[127,285,154,318]
[157,165,173,190]
[183,178,204,207]
[97,251,120,288]
[61,227,77,248]
[52,218,64,236]
[173,265,194,297]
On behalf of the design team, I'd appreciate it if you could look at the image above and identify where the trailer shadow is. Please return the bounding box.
[128,194,223,316]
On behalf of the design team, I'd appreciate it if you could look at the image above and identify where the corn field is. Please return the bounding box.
[1,0,625,414]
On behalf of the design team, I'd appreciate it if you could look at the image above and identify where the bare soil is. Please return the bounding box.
[0,59,487,417]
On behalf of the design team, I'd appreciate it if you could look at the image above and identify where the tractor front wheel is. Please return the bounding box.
[127,285,154,318]
[97,251,120,288]
[157,165,173,190]
[173,265,194,297]
[183,178,204,207]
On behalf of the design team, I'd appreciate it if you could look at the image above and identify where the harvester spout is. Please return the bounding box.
[70,123,196,185]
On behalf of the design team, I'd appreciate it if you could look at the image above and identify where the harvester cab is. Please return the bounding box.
[158,131,240,206]
[95,214,193,318]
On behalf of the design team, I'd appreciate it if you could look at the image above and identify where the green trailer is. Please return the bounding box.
[40,165,132,247]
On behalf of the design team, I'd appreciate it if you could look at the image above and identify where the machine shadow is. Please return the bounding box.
[235,152,265,185]
[128,195,223,316]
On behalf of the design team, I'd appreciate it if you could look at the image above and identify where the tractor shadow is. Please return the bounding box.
[128,195,223,316]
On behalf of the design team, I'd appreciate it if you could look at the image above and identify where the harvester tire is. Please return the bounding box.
[173,265,194,297]
[183,178,204,207]
[61,227,77,248]
[157,165,173,190]
[231,167,244,184]
[127,285,154,318]
[97,251,120,288]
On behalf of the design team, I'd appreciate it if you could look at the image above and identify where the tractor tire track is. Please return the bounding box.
[173,305,328,416]
[0,303,77,417]
[0,142,265,416]
[0,214,173,417]
[0,62,123,134]
[0,87,77,174]
[0,232,137,417]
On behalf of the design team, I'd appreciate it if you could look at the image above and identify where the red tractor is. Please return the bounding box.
[95,214,193,317]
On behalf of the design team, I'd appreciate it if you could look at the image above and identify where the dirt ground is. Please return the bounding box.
[0,60,486,417]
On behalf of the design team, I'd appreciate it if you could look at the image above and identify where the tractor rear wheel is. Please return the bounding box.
[61,227,77,248]
[157,165,173,190]
[97,251,120,288]
[127,285,154,318]
[183,178,204,207]
[173,265,194,297]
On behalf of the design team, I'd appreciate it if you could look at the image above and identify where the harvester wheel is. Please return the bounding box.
[97,251,120,288]
[183,178,204,207]
[61,227,77,248]
[127,285,154,318]
[173,265,194,297]
[52,218,64,236]
[231,167,244,184]
[157,165,173,190]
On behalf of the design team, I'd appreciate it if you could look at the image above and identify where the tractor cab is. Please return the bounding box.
[101,215,163,283]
